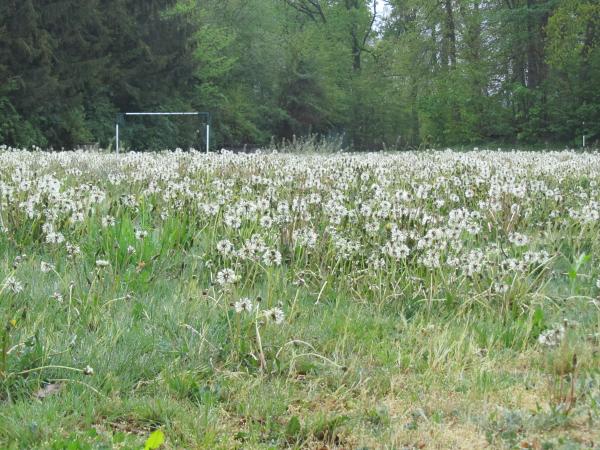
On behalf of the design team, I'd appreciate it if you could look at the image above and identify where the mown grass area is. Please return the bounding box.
[0,148,599,449]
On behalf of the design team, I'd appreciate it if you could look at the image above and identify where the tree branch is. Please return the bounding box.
[361,0,377,49]
[284,0,326,23]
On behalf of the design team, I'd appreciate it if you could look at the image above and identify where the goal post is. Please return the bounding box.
[115,112,211,154]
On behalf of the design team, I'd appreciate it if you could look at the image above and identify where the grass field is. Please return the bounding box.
[0,147,599,449]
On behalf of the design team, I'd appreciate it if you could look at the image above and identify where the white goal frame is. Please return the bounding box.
[115,112,211,154]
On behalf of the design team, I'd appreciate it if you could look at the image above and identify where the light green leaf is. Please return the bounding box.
[144,429,165,450]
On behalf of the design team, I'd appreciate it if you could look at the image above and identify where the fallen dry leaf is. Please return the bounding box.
[34,383,63,400]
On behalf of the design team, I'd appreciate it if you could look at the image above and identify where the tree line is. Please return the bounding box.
[1,0,598,150]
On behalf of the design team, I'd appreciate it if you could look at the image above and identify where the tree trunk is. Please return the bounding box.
[525,0,548,89]
[442,0,457,69]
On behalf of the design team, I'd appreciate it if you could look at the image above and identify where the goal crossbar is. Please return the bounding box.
[115,111,211,154]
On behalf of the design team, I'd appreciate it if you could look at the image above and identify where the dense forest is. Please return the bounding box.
[1,0,599,150]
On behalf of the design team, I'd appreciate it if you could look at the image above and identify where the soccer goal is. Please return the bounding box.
[115,112,211,154]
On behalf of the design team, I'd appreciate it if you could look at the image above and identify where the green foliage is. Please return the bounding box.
[0,0,599,148]
[285,415,302,441]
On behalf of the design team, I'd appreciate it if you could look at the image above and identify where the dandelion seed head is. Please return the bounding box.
[263,307,285,324]
[4,276,23,294]
[234,297,254,313]
[216,268,238,286]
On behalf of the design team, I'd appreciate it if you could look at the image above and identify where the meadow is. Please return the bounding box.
[0,146,599,449]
